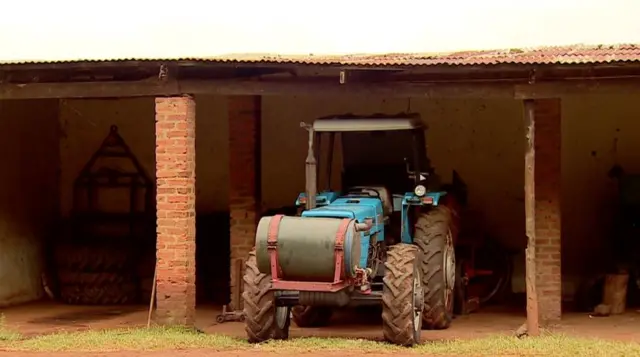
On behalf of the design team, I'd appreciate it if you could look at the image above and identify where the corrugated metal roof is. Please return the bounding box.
[2,44,640,67]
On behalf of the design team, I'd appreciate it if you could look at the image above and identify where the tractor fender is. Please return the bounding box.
[432,193,462,244]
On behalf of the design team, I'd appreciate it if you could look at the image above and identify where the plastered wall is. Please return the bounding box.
[0,99,59,307]
[561,93,640,276]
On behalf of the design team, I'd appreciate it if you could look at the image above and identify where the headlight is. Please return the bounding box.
[414,185,426,197]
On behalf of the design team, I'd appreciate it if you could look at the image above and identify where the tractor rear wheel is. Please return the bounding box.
[243,250,291,343]
[291,306,333,327]
[414,206,456,330]
[381,243,423,346]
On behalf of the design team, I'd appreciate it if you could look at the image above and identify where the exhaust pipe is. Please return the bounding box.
[302,123,317,210]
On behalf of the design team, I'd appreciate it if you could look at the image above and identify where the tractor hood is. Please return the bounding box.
[301,197,382,222]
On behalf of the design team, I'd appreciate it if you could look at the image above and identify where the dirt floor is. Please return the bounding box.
[0,351,432,357]
[1,301,640,356]
[3,301,640,341]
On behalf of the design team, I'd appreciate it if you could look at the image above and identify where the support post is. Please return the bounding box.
[534,99,562,322]
[154,95,197,326]
[523,99,540,337]
[228,95,262,311]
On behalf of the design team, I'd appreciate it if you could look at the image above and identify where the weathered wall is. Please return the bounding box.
[0,99,60,307]
[58,95,228,217]
[561,93,640,276]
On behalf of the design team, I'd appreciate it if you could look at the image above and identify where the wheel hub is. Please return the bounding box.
[443,229,456,309]
[412,268,424,333]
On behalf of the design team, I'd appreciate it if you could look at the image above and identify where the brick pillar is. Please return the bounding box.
[154,96,196,325]
[534,98,562,322]
[228,96,261,310]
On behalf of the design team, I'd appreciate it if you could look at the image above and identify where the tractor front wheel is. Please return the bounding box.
[381,243,423,346]
[243,250,291,343]
[292,306,333,327]
[415,206,456,330]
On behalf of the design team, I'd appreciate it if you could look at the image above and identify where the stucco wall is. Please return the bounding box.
[59,95,229,217]
[0,99,60,307]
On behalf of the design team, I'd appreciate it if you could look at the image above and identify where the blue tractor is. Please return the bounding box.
[243,114,464,346]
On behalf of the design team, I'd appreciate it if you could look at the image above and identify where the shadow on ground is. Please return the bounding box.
[28,307,140,325]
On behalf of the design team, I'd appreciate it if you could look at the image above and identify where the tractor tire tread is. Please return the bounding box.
[381,243,421,346]
[243,250,289,343]
[415,206,454,330]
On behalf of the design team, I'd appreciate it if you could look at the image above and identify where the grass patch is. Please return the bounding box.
[0,314,21,342]
[0,326,639,356]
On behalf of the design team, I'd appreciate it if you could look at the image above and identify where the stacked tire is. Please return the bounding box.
[54,243,138,305]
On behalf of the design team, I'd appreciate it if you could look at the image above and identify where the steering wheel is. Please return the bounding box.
[345,187,381,198]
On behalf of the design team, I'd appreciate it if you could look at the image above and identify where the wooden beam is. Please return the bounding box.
[523,99,540,337]
[232,67,293,78]
[4,76,640,101]
[0,78,516,100]
[515,78,640,99]
[0,79,181,99]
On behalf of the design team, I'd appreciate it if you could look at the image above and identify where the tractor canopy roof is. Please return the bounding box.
[312,113,424,132]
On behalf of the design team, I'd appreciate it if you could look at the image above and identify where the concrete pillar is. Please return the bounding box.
[154,95,197,325]
[228,95,261,310]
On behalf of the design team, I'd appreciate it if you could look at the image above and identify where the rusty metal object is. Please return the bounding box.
[5,44,640,68]
[216,305,245,323]
[72,125,153,229]
[267,215,284,279]
[216,259,246,323]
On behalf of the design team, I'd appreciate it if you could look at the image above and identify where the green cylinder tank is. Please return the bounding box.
[255,216,361,282]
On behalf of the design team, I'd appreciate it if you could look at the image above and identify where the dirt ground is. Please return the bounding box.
[1,301,640,356]
[3,301,640,341]
[0,351,434,357]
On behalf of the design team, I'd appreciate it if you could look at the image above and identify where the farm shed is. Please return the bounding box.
[1,45,640,330]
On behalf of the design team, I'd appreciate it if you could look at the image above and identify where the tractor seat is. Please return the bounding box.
[348,185,393,217]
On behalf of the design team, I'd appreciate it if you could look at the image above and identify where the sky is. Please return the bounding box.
[1,0,640,61]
